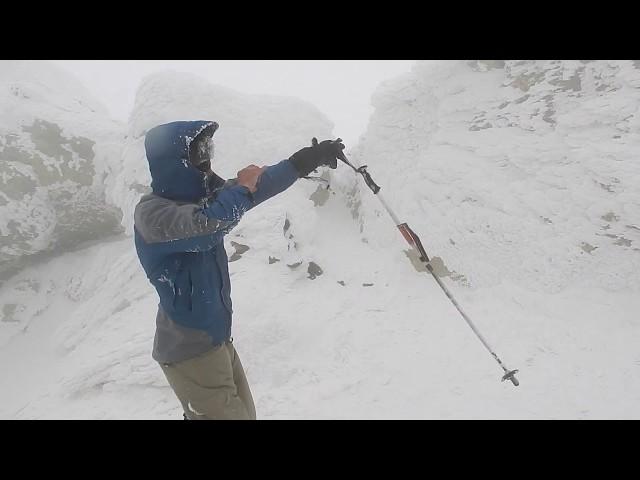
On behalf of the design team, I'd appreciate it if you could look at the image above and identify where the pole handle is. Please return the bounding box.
[357,166,381,194]
[334,150,381,194]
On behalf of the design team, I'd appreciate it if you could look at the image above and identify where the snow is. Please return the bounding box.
[353,60,640,293]
[0,61,124,280]
[1,60,640,419]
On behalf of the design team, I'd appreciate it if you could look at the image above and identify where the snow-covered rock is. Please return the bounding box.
[352,60,640,293]
[0,61,125,282]
[108,70,335,234]
[0,68,337,344]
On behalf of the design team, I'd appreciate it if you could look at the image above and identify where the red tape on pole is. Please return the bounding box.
[397,223,415,247]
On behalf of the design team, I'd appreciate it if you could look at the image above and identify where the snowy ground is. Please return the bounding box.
[2,186,639,419]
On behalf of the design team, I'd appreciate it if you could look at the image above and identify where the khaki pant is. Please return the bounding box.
[159,341,256,420]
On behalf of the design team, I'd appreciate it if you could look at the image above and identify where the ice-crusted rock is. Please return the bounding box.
[353,60,640,292]
[0,61,125,281]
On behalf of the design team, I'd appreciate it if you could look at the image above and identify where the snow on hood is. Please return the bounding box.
[144,120,223,202]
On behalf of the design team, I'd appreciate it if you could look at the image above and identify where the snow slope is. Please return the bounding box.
[2,61,640,419]
[3,194,639,419]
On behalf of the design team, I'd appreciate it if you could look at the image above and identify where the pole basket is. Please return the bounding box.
[501,369,520,386]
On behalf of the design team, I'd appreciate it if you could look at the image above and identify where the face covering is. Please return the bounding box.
[189,134,215,173]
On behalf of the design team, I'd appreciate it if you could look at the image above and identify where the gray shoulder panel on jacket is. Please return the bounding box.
[134,194,232,244]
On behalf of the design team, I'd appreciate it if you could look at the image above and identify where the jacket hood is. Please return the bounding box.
[144,120,225,202]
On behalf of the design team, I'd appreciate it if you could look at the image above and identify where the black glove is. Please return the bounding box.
[289,137,346,178]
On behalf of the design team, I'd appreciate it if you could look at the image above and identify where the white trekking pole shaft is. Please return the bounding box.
[337,150,519,387]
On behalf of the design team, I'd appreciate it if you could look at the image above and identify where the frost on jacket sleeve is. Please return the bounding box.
[134,191,251,253]
[135,160,298,253]
[203,183,255,222]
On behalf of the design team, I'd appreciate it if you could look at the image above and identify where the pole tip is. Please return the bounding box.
[502,369,519,387]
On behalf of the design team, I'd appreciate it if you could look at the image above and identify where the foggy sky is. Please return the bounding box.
[50,60,416,147]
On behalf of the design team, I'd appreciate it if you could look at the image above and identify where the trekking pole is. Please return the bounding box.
[333,143,519,387]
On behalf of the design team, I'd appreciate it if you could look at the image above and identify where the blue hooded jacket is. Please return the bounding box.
[134,120,299,363]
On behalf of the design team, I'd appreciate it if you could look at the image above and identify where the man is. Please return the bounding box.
[134,120,344,420]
